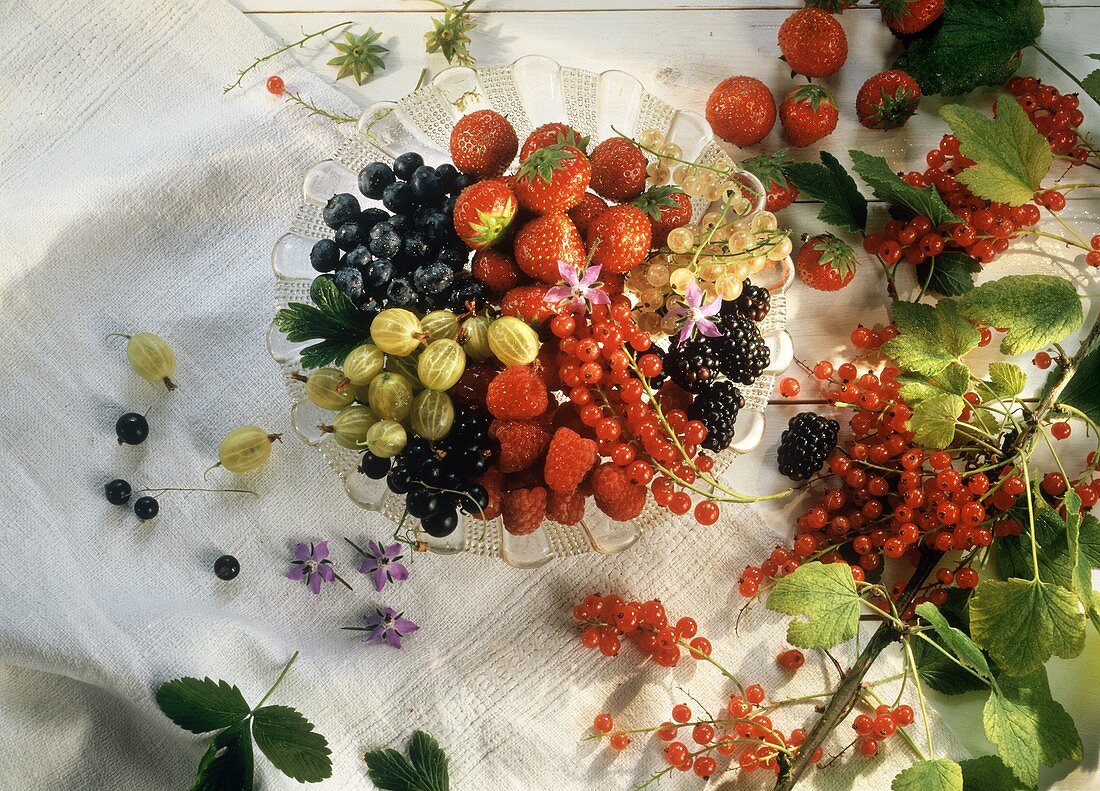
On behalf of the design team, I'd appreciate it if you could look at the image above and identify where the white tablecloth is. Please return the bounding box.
[0,0,961,787]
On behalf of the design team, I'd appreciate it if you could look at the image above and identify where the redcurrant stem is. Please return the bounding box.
[1047,206,1093,250]
[901,638,935,757]
[676,637,745,694]
[1032,44,1100,109]
[1014,228,1092,251]
[858,688,927,761]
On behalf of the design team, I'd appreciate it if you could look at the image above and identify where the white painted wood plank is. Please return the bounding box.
[234,0,1100,12]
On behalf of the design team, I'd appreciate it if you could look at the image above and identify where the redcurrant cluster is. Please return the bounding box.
[573,593,711,667]
[852,704,915,758]
[1005,76,1088,161]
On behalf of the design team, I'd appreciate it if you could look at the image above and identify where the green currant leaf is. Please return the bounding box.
[765,562,860,649]
[957,275,1083,355]
[154,677,250,735]
[913,632,990,695]
[959,755,1031,791]
[916,252,982,297]
[914,602,993,684]
[892,758,964,791]
[784,152,868,234]
[995,494,1077,590]
[1079,513,1100,569]
[908,392,966,449]
[883,300,980,377]
[1057,344,1100,426]
[899,361,971,405]
[191,721,254,791]
[983,362,1027,398]
[251,705,332,783]
[849,150,960,227]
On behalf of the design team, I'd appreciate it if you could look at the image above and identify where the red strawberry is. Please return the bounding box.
[780,85,839,148]
[706,77,776,148]
[486,365,549,420]
[514,213,586,282]
[632,186,692,247]
[588,204,652,274]
[502,283,558,324]
[588,138,648,202]
[544,427,599,493]
[569,192,609,237]
[514,144,591,214]
[449,361,498,411]
[879,0,943,34]
[795,234,857,291]
[547,488,586,525]
[857,70,922,130]
[740,150,797,213]
[472,247,523,295]
[473,465,505,520]
[453,180,517,250]
[449,109,518,179]
[778,8,848,78]
[520,122,590,160]
[490,419,551,473]
[591,462,647,522]
[502,486,547,535]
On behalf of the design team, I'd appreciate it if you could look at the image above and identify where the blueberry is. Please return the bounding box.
[345,245,372,268]
[323,193,361,229]
[447,274,489,312]
[442,195,458,215]
[310,238,341,272]
[334,267,364,301]
[393,152,425,181]
[361,452,392,479]
[452,172,475,194]
[359,162,396,200]
[116,412,149,445]
[334,221,364,251]
[105,479,132,505]
[435,163,459,194]
[364,258,394,290]
[134,496,159,521]
[214,555,240,580]
[359,206,389,232]
[413,261,453,295]
[386,276,418,308]
[368,225,402,259]
[356,295,382,322]
[382,181,417,214]
[401,231,435,265]
[436,245,469,271]
[388,213,412,233]
[407,487,440,519]
[410,166,444,206]
[422,507,458,537]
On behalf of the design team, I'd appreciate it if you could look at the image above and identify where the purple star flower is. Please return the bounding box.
[359,607,419,649]
[544,259,611,316]
[668,279,724,344]
[355,540,409,592]
[286,540,347,595]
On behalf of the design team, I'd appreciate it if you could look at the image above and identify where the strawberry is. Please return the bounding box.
[856,70,921,130]
[587,204,652,274]
[632,186,692,247]
[568,192,609,237]
[546,488,586,525]
[740,150,797,212]
[778,8,848,78]
[490,419,551,473]
[513,144,591,214]
[779,85,839,148]
[472,465,504,520]
[795,234,857,291]
[543,427,599,492]
[502,283,558,325]
[472,247,523,294]
[588,137,648,202]
[806,0,856,10]
[706,77,776,148]
[591,462,647,522]
[502,486,547,535]
[513,213,586,282]
[449,109,518,179]
[486,365,549,420]
[452,180,517,250]
[878,0,943,35]
[520,122,590,160]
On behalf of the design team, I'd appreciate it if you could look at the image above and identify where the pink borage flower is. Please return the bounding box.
[668,280,724,344]
[544,259,611,316]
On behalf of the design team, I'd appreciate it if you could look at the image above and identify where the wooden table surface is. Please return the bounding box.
[232,2,1100,786]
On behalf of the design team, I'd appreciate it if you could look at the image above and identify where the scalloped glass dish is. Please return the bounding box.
[268,55,794,568]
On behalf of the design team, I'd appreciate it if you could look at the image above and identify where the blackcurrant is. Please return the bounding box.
[104,478,132,505]
[323,193,361,229]
[422,507,458,537]
[406,487,440,519]
[392,152,425,181]
[460,484,489,514]
[361,452,392,479]
[116,412,149,445]
[134,496,159,520]
[214,554,240,580]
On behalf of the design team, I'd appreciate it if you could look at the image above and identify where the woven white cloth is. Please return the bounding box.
[0,0,962,788]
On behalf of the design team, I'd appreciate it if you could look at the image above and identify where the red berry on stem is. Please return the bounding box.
[594,713,614,733]
[779,377,801,397]
[266,75,285,95]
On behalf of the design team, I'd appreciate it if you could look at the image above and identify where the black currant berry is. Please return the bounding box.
[361,452,392,479]
[214,554,240,580]
[116,412,149,445]
[105,479,132,505]
[134,496,159,520]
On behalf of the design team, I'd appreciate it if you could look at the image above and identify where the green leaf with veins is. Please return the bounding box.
[1080,55,1100,107]
[914,602,993,683]
[765,561,861,648]
[909,392,967,449]
[916,252,982,297]
[941,97,1052,206]
[892,759,964,791]
[741,149,794,190]
[1058,345,1100,425]
[1079,513,1100,568]
[959,755,1031,791]
[883,300,980,377]
[983,668,1082,786]
[154,678,250,735]
[849,150,960,226]
[252,705,332,783]
[893,0,1043,96]
[995,491,1077,590]
[957,275,1082,355]
[984,361,1027,398]
[899,361,971,404]
[365,731,450,791]
[274,277,372,369]
[784,151,868,233]
[191,721,254,791]
[913,632,989,695]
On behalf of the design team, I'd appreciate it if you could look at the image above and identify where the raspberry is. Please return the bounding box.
[723,279,770,323]
[473,465,504,520]
[687,380,745,453]
[592,462,647,521]
[547,488,586,525]
[490,419,551,473]
[502,284,558,324]
[777,412,840,481]
[544,427,599,492]
[713,315,771,385]
[487,366,549,419]
[502,486,547,535]
[568,192,609,236]
[472,247,523,295]
[535,345,563,392]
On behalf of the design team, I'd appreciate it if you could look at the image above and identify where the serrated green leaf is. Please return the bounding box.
[365,732,450,791]
[909,392,967,449]
[850,150,960,226]
[995,493,1077,590]
[191,721,254,791]
[251,705,332,783]
[883,300,980,377]
[1079,513,1100,568]
[155,677,250,735]
[766,562,860,648]
[899,361,971,405]
[1058,345,1100,425]
[957,275,1082,355]
[274,277,372,369]
[893,0,1043,96]
[959,755,1031,791]
[409,731,449,791]
[970,578,1085,676]
[914,602,992,684]
[985,362,1027,398]
[984,668,1082,786]
[916,252,982,297]
[365,748,422,790]
[892,758,963,791]
[941,98,1052,206]
[784,152,868,233]
[1082,69,1100,108]
[741,149,794,189]
[913,632,990,695]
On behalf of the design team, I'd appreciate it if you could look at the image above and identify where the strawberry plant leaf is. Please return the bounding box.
[251,705,332,783]
[191,721,254,791]
[1082,57,1100,107]
[983,361,1027,398]
[1057,344,1100,425]
[882,300,980,377]
[914,602,993,684]
[409,731,450,790]
[916,251,981,297]
[959,755,1030,791]
[891,758,964,791]
[894,0,1044,96]
[364,749,422,790]
[909,392,966,449]
[784,152,868,233]
[365,731,450,791]
[765,561,860,648]
[849,150,960,226]
[154,677,250,735]
[740,149,793,189]
[941,97,1052,206]
[957,275,1082,355]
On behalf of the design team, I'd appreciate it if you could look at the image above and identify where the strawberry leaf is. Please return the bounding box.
[632,186,685,221]
[785,152,868,234]
[849,150,960,226]
[740,149,793,189]
[1082,55,1100,107]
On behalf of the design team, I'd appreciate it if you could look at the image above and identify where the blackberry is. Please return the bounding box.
[777,412,839,481]
[688,380,745,453]
[665,338,721,393]
[713,315,770,385]
[723,279,770,323]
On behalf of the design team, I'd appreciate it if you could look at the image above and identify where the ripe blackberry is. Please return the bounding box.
[665,338,721,393]
[777,412,839,481]
[713,315,770,385]
[688,380,745,452]
[723,279,770,323]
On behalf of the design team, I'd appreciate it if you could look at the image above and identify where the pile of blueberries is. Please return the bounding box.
[310,152,489,318]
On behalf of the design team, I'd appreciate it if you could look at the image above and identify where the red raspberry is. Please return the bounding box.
[535,345,563,392]
[592,462,647,521]
[501,284,558,325]
[473,465,504,520]
[568,192,609,237]
[551,401,591,438]
[544,427,599,492]
[472,247,523,295]
[502,486,547,535]
[490,419,551,473]
[487,366,549,420]
[547,488,586,525]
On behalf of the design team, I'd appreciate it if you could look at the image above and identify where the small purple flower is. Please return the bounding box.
[355,540,409,592]
[286,540,345,595]
[544,259,611,316]
[359,607,419,649]
[668,279,724,344]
